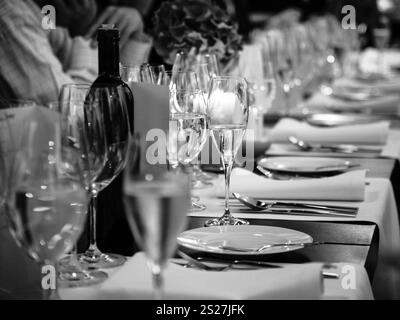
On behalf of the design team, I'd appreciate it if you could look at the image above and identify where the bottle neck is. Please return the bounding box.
[98,38,120,77]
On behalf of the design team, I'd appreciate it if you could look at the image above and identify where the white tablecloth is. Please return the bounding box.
[58,258,373,300]
[190,177,400,299]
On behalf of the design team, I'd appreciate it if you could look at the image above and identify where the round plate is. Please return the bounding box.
[177,226,313,256]
[258,157,352,174]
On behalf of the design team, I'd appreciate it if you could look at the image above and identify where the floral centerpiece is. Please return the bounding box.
[152,0,243,66]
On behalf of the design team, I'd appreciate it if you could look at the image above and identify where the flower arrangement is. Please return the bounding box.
[152,0,243,65]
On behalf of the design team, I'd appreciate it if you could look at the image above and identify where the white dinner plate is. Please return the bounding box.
[177,226,313,256]
[258,157,353,173]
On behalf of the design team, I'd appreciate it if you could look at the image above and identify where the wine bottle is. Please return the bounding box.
[91,24,134,133]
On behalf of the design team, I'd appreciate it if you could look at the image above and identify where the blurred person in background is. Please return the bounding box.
[0,0,148,105]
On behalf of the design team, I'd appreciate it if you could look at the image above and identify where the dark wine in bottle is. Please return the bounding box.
[86,24,133,187]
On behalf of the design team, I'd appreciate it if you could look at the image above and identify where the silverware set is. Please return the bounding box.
[174,251,340,279]
[220,242,323,253]
[288,136,382,154]
[232,193,358,218]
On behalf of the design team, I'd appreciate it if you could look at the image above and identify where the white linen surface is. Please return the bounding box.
[215,168,366,201]
[268,118,390,145]
[191,177,400,299]
[58,254,374,300]
[66,252,323,300]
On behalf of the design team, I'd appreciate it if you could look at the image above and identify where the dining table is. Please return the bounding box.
[2,120,400,300]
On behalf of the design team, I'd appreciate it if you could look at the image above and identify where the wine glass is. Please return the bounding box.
[5,115,88,299]
[78,84,131,269]
[205,76,249,227]
[149,65,167,85]
[173,52,220,185]
[56,84,108,286]
[0,101,36,225]
[168,89,209,211]
[123,166,190,299]
[121,64,154,85]
[170,70,200,95]
[373,22,391,74]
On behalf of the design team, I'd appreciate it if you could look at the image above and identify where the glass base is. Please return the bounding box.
[58,270,108,288]
[204,217,249,227]
[78,252,126,269]
[57,255,108,287]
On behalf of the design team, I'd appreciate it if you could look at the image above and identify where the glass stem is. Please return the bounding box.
[152,266,163,300]
[68,245,80,267]
[256,111,264,140]
[283,85,291,115]
[221,162,233,223]
[85,191,102,260]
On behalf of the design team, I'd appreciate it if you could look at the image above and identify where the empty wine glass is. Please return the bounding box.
[123,160,191,299]
[6,115,88,299]
[205,76,249,227]
[121,64,154,85]
[149,65,167,85]
[168,89,209,211]
[56,84,108,286]
[78,84,131,269]
[173,52,220,186]
[170,70,200,95]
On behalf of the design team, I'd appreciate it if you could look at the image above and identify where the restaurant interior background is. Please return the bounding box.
[1,0,400,301]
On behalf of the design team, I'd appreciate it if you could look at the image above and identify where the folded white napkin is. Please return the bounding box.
[238,44,265,81]
[216,168,366,201]
[268,118,389,145]
[359,48,400,75]
[305,92,400,114]
[95,252,323,300]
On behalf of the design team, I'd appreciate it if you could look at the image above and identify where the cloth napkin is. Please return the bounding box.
[215,168,366,201]
[359,48,400,75]
[237,44,265,81]
[268,118,389,145]
[305,92,400,114]
[94,252,323,300]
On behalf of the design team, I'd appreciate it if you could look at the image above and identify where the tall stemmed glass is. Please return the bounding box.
[173,52,220,185]
[123,167,190,299]
[6,115,88,299]
[274,29,296,115]
[56,84,108,286]
[149,65,167,85]
[121,64,154,85]
[205,76,249,227]
[79,85,131,269]
[168,89,209,211]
